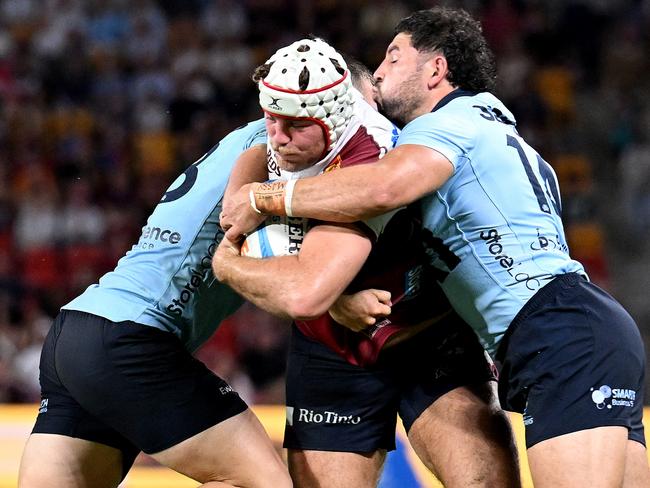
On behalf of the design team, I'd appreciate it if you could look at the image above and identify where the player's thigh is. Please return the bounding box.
[153,409,291,488]
[407,382,520,488]
[288,449,385,488]
[527,426,628,488]
[389,316,519,486]
[18,434,124,488]
[623,439,650,488]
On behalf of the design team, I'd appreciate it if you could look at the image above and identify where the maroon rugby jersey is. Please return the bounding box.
[292,125,451,367]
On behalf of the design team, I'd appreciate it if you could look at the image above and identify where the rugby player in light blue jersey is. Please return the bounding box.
[18,121,294,488]
[223,8,650,488]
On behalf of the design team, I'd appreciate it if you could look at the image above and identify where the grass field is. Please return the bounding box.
[1,404,647,487]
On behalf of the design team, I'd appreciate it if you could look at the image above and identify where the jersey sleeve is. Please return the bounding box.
[396,110,476,172]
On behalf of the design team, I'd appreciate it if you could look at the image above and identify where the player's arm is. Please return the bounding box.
[290,145,454,220]
[224,144,268,201]
[221,145,268,230]
[223,144,453,239]
[213,224,372,320]
[329,289,393,331]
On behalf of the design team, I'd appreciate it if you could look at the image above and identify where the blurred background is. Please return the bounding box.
[0,0,649,408]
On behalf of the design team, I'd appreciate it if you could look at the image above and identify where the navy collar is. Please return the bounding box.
[432,89,478,112]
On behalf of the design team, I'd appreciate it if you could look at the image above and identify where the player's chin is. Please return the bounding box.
[277,158,306,172]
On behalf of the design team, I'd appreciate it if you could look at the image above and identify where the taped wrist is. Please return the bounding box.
[251,180,287,216]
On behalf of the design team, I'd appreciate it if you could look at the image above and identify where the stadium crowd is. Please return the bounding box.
[1,0,649,405]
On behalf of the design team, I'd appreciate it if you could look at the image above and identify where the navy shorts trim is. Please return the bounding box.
[284,315,496,453]
[33,310,248,460]
[498,273,646,448]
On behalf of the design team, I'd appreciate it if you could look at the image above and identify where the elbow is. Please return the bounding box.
[283,283,333,320]
[371,180,404,213]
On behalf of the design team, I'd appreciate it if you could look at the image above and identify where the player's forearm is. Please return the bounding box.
[224,144,268,202]
[214,254,341,320]
[248,163,395,222]
[215,254,294,319]
[289,163,396,222]
[251,145,451,222]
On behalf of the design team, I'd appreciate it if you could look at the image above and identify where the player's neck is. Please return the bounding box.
[406,85,456,123]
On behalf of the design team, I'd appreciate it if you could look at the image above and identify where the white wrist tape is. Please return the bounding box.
[284,179,296,217]
[249,186,262,214]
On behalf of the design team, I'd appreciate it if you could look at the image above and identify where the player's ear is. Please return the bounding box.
[426,55,448,89]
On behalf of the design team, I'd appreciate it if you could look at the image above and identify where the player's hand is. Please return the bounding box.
[212,237,242,281]
[220,183,266,240]
[329,289,392,332]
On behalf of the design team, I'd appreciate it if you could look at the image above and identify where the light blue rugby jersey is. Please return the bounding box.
[397,90,585,355]
[64,119,267,352]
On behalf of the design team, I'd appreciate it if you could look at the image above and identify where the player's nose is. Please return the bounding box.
[271,121,291,145]
[373,63,385,83]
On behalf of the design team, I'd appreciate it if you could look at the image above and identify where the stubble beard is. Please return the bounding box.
[273,149,318,173]
[377,70,426,127]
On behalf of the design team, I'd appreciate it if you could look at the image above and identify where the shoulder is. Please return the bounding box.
[397,92,508,148]
[197,119,266,170]
[333,106,399,168]
[333,126,385,168]
[220,118,267,150]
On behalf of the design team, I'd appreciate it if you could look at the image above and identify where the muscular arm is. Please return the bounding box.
[221,145,268,230]
[224,145,268,202]
[289,145,453,221]
[213,223,372,320]
[223,144,453,239]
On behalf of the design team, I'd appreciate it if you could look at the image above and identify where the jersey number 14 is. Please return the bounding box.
[507,135,561,216]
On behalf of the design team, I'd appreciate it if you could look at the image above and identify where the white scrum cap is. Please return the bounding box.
[258,38,354,150]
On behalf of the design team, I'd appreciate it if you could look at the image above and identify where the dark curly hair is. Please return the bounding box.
[395,7,497,93]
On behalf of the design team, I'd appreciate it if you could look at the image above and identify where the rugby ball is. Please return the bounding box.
[241,215,309,258]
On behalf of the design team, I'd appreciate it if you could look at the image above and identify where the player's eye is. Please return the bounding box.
[292,121,311,128]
